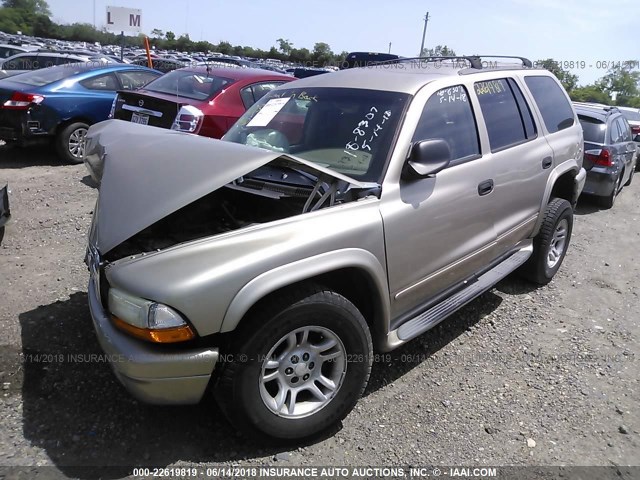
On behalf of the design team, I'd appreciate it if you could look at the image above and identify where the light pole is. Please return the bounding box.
[419,12,430,57]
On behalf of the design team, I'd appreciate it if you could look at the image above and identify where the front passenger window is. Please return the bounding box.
[412,85,480,163]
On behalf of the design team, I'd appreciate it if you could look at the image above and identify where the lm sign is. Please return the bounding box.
[106,6,142,33]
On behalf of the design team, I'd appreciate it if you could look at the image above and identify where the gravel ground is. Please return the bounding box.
[0,145,638,478]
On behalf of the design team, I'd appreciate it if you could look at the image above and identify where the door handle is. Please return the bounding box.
[542,156,553,169]
[478,179,494,196]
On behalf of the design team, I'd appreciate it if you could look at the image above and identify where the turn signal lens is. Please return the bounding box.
[112,316,195,343]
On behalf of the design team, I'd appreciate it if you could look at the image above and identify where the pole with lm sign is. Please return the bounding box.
[105,6,142,61]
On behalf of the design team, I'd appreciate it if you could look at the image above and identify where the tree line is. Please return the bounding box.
[0,0,347,65]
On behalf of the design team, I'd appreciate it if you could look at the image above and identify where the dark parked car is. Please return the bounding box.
[340,51,400,69]
[111,67,293,139]
[574,102,638,208]
[0,63,160,162]
[0,181,9,244]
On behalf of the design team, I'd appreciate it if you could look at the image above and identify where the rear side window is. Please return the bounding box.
[474,78,530,151]
[578,115,606,143]
[4,55,36,70]
[240,82,286,109]
[616,117,632,142]
[80,73,118,91]
[116,70,159,90]
[524,76,575,133]
[412,85,479,162]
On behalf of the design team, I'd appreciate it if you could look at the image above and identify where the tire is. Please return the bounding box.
[56,122,89,164]
[599,172,622,209]
[624,167,634,186]
[0,226,4,244]
[214,284,373,441]
[520,198,573,285]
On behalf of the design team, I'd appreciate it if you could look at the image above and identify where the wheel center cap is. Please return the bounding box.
[294,363,307,376]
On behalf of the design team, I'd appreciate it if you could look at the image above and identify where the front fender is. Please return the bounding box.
[220,248,390,334]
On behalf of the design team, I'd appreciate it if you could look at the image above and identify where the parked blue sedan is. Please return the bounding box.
[0,63,161,163]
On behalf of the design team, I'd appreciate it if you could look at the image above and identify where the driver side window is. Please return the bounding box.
[412,85,480,164]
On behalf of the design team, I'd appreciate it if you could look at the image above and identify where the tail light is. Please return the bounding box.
[3,92,45,110]
[108,95,118,119]
[585,148,612,167]
[631,125,640,135]
[171,105,204,133]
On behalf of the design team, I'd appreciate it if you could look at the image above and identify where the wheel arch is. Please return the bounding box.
[534,161,580,236]
[220,249,391,344]
[55,117,93,136]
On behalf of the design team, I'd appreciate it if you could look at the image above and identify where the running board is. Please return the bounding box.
[396,244,533,342]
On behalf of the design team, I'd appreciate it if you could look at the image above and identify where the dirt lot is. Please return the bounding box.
[0,145,638,478]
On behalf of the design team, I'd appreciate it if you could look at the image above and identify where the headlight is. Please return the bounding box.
[108,288,195,343]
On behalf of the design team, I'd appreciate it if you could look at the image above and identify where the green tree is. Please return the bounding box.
[164,31,175,41]
[569,84,611,104]
[536,58,579,92]
[596,63,640,103]
[2,0,50,16]
[150,28,163,39]
[276,38,293,55]
[421,45,456,57]
[311,42,333,66]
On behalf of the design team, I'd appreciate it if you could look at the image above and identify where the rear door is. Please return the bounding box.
[472,77,554,254]
[614,116,637,176]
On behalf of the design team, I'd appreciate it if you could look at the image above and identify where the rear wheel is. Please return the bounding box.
[56,122,89,164]
[520,198,573,285]
[214,284,372,441]
[600,172,622,209]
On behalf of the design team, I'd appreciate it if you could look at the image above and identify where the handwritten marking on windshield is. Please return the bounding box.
[343,107,392,158]
[437,86,468,103]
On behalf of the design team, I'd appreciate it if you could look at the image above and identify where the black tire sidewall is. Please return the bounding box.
[225,296,371,440]
[539,201,573,280]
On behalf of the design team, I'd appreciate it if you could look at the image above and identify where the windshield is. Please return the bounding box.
[578,115,606,143]
[142,69,234,101]
[223,87,410,182]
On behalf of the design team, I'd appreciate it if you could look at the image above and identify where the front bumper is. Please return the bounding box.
[582,165,618,197]
[87,274,219,405]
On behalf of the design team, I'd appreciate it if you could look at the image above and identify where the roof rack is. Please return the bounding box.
[572,101,619,114]
[378,55,533,69]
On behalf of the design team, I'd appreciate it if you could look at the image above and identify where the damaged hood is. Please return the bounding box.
[85,120,370,254]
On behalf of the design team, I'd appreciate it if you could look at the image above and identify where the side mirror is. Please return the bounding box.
[403,139,451,179]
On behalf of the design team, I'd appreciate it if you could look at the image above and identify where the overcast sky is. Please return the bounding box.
[46,0,637,85]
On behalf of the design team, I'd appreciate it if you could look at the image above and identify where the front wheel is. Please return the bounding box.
[56,122,89,164]
[214,285,372,441]
[520,198,573,285]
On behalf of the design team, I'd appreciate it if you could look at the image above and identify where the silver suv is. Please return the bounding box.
[84,55,586,441]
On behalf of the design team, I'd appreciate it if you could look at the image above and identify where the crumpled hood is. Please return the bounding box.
[85,120,369,254]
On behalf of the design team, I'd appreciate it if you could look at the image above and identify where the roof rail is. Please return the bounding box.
[378,55,533,69]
